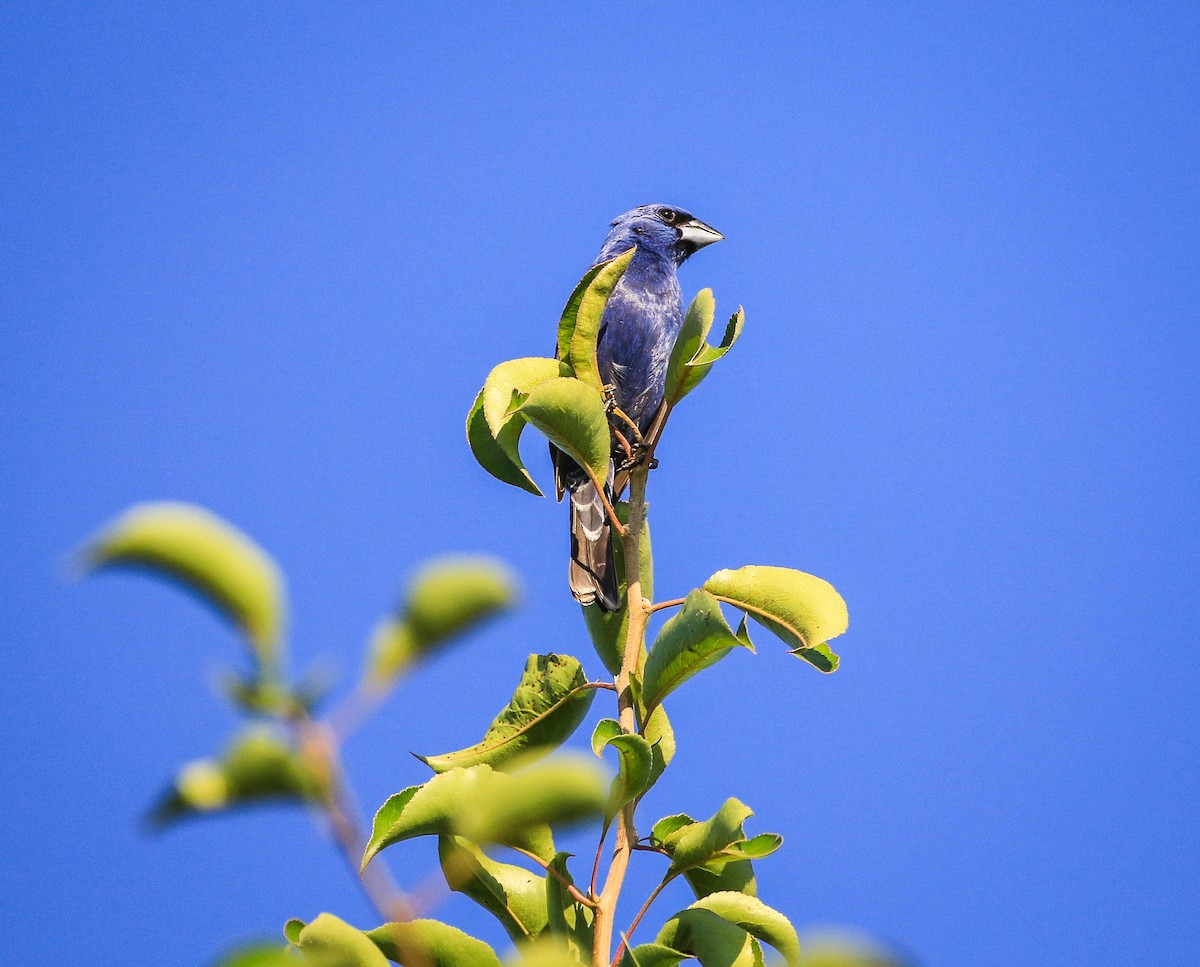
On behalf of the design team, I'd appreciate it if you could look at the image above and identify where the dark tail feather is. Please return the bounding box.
[568,472,620,612]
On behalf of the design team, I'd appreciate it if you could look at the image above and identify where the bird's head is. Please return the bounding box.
[599,205,724,266]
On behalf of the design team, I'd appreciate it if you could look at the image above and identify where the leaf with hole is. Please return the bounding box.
[418,654,595,772]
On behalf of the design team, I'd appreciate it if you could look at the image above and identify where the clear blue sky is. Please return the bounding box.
[3,3,1197,965]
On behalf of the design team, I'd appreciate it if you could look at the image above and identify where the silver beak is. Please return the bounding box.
[678,217,724,250]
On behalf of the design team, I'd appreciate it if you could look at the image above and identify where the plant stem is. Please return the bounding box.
[647,597,686,615]
[293,713,414,923]
[612,874,674,967]
[592,459,652,966]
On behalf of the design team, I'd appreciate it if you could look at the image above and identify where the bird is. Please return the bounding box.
[554,205,723,612]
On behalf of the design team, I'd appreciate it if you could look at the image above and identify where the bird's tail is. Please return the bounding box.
[567,470,620,612]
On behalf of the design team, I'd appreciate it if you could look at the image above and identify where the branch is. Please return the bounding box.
[647,597,686,615]
[507,846,598,910]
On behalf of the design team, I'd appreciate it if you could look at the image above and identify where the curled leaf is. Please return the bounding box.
[517,377,610,488]
[703,565,848,672]
[565,247,636,390]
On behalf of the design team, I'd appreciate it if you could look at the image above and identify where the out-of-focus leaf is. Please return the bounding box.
[544,852,593,959]
[81,502,284,671]
[212,941,299,967]
[366,920,504,967]
[653,908,762,967]
[793,934,908,967]
[642,590,753,716]
[151,727,319,826]
[438,835,550,943]
[684,858,757,899]
[583,502,652,675]
[369,557,518,682]
[468,388,543,496]
[462,756,607,849]
[510,936,589,967]
[565,247,636,390]
[482,357,572,437]
[419,654,595,772]
[289,914,390,967]
[362,766,555,870]
[664,799,754,875]
[703,566,847,673]
[517,377,610,488]
[686,893,801,967]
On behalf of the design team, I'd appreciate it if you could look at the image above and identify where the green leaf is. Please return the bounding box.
[211,941,299,967]
[590,718,621,757]
[592,731,653,818]
[653,908,763,967]
[151,727,319,826]
[664,288,716,404]
[463,756,608,849]
[643,701,675,791]
[418,654,595,772]
[619,944,690,967]
[666,799,754,875]
[468,388,543,496]
[482,357,572,437]
[651,813,695,845]
[556,263,609,360]
[565,247,636,390]
[664,302,744,406]
[517,377,610,488]
[362,765,555,870]
[642,590,753,716]
[684,859,757,900]
[687,893,801,967]
[438,835,549,943]
[583,502,652,675]
[81,502,284,672]
[702,565,848,673]
[366,920,504,967]
[290,914,390,967]
[544,852,593,960]
[512,937,591,967]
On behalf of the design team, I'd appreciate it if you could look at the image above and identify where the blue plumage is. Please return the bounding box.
[560,205,723,610]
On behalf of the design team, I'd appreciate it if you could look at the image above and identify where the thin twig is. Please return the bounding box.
[589,820,613,898]
[646,597,686,615]
[507,846,598,909]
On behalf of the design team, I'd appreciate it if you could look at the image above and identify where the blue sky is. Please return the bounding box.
[3,3,1198,965]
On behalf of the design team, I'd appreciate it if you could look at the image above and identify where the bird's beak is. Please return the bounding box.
[678,217,724,251]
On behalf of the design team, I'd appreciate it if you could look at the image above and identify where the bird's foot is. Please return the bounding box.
[617,443,658,474]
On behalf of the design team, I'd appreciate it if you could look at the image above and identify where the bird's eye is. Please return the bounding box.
[658,208,677,224]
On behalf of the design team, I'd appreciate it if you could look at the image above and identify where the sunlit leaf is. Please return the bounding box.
[643,701,675,790]
[468,388,543,496]
[418,654,595,772]
[556,263,608,361]
[583,502,652,675]
[482,357,571,437]
[665,799,754,875]
[517,377,610,488]
[653,908,763,967]
[369,557,518,682]
[687,893,801,966]
[289,914,390,967]
[211,941,298,967]
[642,590,753,716]
[511,936,590,967]
[684,858,757,899]
[664,288,715,404]
[676,308,744,400]
[366,920,504,967]
[592,730,653,818]
[590,718,621,757]
[565,247,636,390]
[438,835,550,943]
[151,727,319,826]
[82,502,284,671]
[703,565,848,672]
[362,766,555,870]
